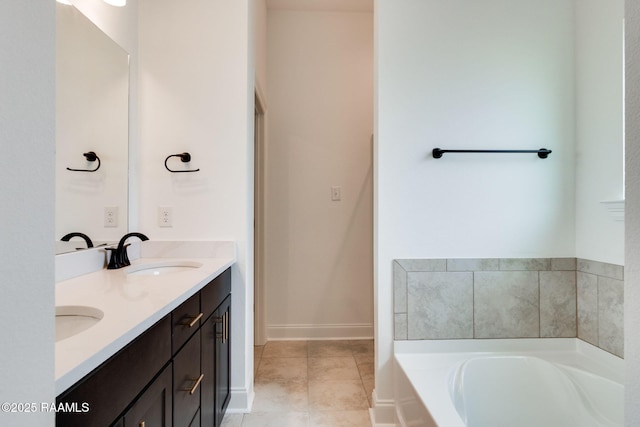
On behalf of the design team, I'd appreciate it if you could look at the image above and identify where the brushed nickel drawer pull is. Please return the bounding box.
[139,422,146,427]
[188,374,204,395]
[186,312,203,328]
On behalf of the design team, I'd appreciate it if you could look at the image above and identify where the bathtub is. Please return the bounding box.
[394,339,623,427]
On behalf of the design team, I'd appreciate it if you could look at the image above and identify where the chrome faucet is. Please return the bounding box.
[107,232,149,269]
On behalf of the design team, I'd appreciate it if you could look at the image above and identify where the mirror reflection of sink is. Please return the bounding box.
[125,261,203,276]
[55,306,104,342]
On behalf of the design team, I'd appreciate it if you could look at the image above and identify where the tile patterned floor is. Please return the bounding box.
[221,340,374,427]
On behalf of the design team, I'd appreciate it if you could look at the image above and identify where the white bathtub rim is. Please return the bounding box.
[394,338,624,427]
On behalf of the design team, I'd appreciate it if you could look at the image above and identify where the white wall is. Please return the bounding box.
[0,1,55,426]
[375,0,575,422]
[575,0,625,265]
[138,0,255,411]
[265,9,374,339]
[254,0,268,96]
[625,2,640,425]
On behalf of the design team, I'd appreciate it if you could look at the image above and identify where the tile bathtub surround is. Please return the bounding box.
[223,340,374,427]
[394,258,624,358]
[577,259,624,357]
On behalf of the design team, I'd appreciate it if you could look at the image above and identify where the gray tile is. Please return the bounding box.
[577,272,598,346]
[598,277,624,358]
[393,261,407,314]
[539,271,576,337]
[395,259,446,272]
[407,272,473,339]
[500,258,550,271]
[577,258,624,280]
[551,258,577,271]
[446,258,499,272]
[474,271,539,338]
[394,313,407,340]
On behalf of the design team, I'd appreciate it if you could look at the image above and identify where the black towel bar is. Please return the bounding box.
[432,148,552,159]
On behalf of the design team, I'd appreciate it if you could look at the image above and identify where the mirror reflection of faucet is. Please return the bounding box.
[60,232,94,249]
[106,232,149,270]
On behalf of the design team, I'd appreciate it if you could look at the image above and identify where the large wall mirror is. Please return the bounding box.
[55,4,129,254]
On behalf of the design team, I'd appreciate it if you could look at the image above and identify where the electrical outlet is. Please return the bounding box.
[104,206,118,227]
[331,186,342,201]
[158,206,173,227]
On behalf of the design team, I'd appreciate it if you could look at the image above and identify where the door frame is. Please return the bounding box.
[254,85,267,346]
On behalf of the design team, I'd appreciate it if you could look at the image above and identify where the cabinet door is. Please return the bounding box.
[215,296,231,427]
[173,331,202,427]
[123,365,172,427]
[200,316,216,427]
[57,316,171,427]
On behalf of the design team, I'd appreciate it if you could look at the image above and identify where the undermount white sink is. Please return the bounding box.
[55,306,104,342]
[125,260,203,276]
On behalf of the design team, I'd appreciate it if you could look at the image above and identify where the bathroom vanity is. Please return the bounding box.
[55,241,235,427]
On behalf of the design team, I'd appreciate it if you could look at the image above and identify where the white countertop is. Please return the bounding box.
[55,241,236,395]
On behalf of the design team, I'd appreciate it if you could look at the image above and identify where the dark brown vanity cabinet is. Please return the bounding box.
[57,267,232,427]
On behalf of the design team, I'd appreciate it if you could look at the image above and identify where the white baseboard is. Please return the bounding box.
[370,389,397,426]
[226,387,254,413]
[266,323,374,340]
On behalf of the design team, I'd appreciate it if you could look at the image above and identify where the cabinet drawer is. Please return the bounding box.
[173,332,202,427]
[201,268,231,320]
[122,364,172,427]
[172,292,201,354]
[57,316,171,427]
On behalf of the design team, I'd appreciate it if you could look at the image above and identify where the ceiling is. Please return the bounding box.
[266,0,373,12]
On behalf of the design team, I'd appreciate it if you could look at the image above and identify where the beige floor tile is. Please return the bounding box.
[362,379,374,408]
[252,380,309,412]
[241,412,309,427]
[220,413,244,427]
[354,354,374,366]
[309,410,372,427]
[349,340,374,355]
[308,340,353,357]
[254,345,264,359]
[262,340,308,358]
[308,380,369,411]
[256,357,308,381]
[308,357,360,381]
[357,362,374,381]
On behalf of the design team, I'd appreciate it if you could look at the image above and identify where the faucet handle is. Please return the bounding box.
[105,247,121,270]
